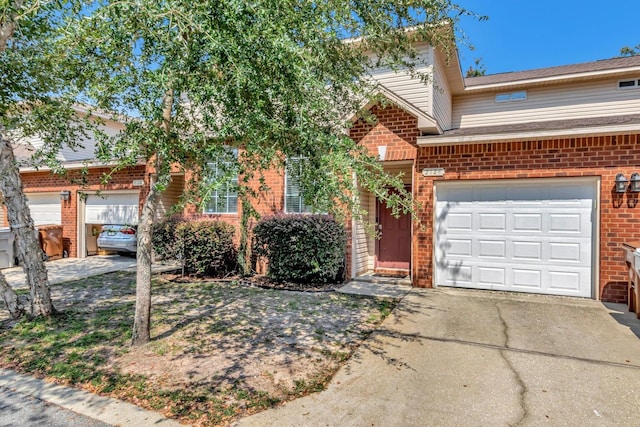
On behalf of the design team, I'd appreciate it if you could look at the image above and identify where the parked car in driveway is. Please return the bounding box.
[97,225,137,254]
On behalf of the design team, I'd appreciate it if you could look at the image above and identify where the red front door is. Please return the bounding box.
[376,193,411,270]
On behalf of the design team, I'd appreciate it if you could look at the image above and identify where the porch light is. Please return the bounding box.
[631,173,640,193]
[377,145,387,161]
[615,173,629,193]
[59,190,71,201]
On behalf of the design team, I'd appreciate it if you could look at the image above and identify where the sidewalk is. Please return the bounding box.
[0,369,184,427]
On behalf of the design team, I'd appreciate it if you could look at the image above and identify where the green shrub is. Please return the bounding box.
[152,216,187,261]
[153,217,237,277]
[253,214,347,284]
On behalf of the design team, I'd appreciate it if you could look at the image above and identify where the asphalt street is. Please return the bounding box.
[0,385,109,427]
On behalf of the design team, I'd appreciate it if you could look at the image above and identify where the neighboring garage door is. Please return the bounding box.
[26,193,61,225]
[434,178,596,298]
[85,193,139,224]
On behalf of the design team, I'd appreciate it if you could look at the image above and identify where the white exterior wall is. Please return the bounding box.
[25,119,123,163]
[156,174,184,220]
[432,58,453,130]
[369,44,434,116]
[353,186,375,276]
[452,78,640,129]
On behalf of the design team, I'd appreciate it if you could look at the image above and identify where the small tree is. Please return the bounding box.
[64,0,478,345]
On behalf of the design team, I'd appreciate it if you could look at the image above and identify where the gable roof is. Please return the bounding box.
[464,56,640,91]
[355,84,442,134]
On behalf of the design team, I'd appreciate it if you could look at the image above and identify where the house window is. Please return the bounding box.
[285,157,313,214]
[618,79,640,89]
[204,148,238,214]
[495,91,527,103]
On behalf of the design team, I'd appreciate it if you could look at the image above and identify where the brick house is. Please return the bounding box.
[10,45,640,305]
[345,51,640,303]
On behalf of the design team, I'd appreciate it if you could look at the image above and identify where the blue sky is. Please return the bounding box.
[456,0,640,75]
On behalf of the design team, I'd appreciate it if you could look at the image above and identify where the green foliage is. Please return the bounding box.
[465,57,487,77]
[620,44,640,57]
[152,215,187,261]
[153,217,237,277]
[253,215,347,284]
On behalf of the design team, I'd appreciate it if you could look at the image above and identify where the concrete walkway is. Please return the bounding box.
[235,287,640,426]
[2,255,179,289]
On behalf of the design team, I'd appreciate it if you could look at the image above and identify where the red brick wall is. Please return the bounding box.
[18,165,148,257]
[350,104,419,162]
[349,104,419,277]
[414,134,640,303]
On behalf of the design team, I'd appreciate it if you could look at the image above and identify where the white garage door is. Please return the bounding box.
[434,179,596,298]
[85,193,139,225]
[26,193,61,225]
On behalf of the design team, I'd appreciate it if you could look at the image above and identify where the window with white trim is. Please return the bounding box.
[204,148,238,214]
[285,157,313,214]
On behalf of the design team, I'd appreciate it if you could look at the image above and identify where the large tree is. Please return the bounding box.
[0,1,88,318]
[66,0,474,345]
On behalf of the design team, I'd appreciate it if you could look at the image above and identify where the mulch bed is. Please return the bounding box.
[159,272,340,292]
[239,275,340,292]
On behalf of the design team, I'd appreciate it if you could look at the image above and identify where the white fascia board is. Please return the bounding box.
[19,158,146,173]
[417,123,640,146]
[465,66,640,92]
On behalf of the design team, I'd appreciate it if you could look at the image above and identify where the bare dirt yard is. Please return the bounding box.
[0,271,396,426]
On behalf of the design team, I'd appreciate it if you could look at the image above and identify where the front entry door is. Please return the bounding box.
[376,193,411,270]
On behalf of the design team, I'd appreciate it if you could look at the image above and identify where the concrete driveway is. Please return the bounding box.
[2,255,178,288]
[236,287,640,426]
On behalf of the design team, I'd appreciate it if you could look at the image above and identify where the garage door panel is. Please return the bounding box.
[478,213,506,231]
[85,193,139,225]
[435,179,595,298]
[26,194,61,225]
[478,267,506,286]
[447,213,472,230]
[478,240,506,259]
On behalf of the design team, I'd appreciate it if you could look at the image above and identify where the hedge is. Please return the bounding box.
[253,214,347,284]
[153,216,237,277]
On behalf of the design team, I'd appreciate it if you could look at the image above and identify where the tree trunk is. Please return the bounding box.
[131,173,161,345]
[0,130,55,317]
[0,272,24,319]
[131,89,173,346]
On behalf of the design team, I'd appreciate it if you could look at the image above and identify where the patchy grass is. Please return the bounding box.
[0,272,397,426]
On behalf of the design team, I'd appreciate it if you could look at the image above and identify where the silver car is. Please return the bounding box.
[97,224,137,254]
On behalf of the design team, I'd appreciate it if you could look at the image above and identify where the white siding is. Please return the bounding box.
[453,79,640,129]
[353,186,371,276]
[369,44,434,116]
[156,175,184,220]
[24,119,123,163]
[432,58,453,130]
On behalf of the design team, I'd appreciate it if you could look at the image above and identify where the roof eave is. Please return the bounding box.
[417,123,640,146]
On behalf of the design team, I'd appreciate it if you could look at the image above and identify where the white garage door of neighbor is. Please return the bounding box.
[85,193,139,225]
[434,179,595,298]
[26,193,62,225]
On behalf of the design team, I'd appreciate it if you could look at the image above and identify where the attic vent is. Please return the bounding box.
[495,91,527,103]
[618,79,640,89]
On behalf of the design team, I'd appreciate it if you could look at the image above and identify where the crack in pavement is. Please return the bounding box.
[496,302,528,426]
